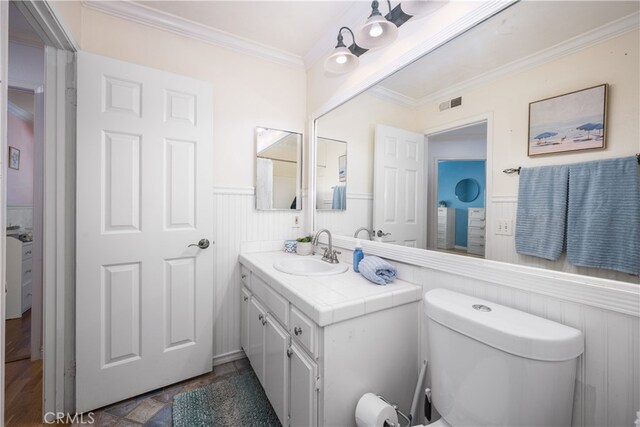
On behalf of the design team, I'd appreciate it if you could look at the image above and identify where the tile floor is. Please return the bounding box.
[74,358,252,426]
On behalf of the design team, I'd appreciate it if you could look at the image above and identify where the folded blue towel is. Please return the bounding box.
[566,156,640,275]
[515,164,569,261]
[358,256,397,285]
[332,186,346,210]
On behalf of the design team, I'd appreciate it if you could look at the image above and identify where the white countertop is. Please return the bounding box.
[239,251,422,327]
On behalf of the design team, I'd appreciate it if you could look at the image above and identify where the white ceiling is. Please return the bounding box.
[136,1,359,57]
[9,2,43,46]
[378,1,639,101]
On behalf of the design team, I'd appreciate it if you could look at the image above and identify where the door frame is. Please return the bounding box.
[1,1,77,423]
[423,113,493,254]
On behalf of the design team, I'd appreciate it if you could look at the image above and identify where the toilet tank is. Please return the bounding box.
[424,289,583,427]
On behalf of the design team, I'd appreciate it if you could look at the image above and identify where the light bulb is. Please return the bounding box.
[335,55,347,64]
[369,22,383,38]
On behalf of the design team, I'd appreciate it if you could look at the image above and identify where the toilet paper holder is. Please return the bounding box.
[376,395,411,427]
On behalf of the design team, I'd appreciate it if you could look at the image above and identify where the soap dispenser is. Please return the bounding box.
[353,240,364,272]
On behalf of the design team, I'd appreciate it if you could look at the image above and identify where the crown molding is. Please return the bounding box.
[414,11,640,107]
[8,101,34,122]
[368,85,419,109]
[82,0,305,69]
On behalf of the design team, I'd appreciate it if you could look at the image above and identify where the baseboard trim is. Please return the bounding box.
[212,349,245,366]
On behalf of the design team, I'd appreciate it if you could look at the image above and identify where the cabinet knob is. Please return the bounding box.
[241,274,247,279]
[294,326,302,336]
[258,314,264,321]
[286,348,293,358]
[243,296,248,302]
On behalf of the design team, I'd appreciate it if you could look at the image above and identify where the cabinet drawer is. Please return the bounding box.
[240,265,250,287]
[22,243,33,260]
[22,259,33,284]
[252,274,288,326]
[468,218,486,228]
[468,242,485,255]
[468,230,485,241]
[290,306,317,357]
[468,208,485,220]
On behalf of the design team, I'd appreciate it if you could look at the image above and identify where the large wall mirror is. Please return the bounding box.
[314,1,639,283]
[256,127,302,210]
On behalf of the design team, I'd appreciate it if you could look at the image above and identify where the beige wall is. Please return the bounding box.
[317,92,418,195]
[55,5,306,189]
[417,30,640,196]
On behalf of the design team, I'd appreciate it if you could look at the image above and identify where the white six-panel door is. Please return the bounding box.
[373,125,426,248]
[76,52,214,411]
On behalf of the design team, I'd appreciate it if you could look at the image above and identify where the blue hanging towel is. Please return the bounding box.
[515,165,569,261]
[566,156,640,275]
[332,185,346,209]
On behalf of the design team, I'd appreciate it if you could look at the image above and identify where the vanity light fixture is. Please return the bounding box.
[356,0,399,50]
[324,27,362,75]
[325,1,442,75]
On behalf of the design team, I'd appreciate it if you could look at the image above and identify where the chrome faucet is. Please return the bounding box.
[354,227,373,240]
[312,229,341,264]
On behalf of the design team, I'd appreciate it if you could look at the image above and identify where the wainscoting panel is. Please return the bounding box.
[7,205,33,228]
[212,188,303,360]
[315,193,373,238]
[489,196,639,284]
[408,263,639,427]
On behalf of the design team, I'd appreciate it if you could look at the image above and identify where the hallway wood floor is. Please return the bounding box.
[5,309,31,362]
[5,358,43,426]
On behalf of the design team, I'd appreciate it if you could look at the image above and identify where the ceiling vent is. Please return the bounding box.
[439,96,463,111]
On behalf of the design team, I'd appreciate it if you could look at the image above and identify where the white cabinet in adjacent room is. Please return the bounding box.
[5,237,33,319]
[437,207,456,249]
[467,208,486,256]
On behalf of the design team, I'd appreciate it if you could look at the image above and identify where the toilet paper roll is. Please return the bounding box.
[355,393,399,427]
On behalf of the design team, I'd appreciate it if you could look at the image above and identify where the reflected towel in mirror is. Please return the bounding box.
[332,185,346,209]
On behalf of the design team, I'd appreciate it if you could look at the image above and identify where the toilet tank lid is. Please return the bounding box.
[424,289,584,361]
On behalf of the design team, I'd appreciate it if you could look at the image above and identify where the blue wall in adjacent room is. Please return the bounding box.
[437,160,486,247]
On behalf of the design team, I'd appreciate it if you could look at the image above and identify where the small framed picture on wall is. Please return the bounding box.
[8,146,20,170]
[528,84,607,156]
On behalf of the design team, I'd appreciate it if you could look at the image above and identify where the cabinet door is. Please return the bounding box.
[248,298,266,383]
[240,288,251,352]
[264,315,289,426]
[289,343,318,427]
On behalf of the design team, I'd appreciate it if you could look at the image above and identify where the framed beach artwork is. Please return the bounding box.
[8,146,20,170]
[528,84,607,156]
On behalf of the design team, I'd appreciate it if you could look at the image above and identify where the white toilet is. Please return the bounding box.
[420,289,584,427]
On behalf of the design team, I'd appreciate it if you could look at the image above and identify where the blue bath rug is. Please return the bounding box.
[172,370,281,427]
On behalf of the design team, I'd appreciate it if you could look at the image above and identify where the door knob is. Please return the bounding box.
[188,239,211,249]
[376,230,391,237]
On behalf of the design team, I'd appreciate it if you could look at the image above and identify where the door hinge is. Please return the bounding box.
[67,360,76,377]
[315,375,321,391]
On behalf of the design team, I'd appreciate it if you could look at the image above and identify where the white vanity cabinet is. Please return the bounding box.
[239,252,421,427]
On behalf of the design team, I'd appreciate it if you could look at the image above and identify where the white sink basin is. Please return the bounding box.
[273,257,349,276]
